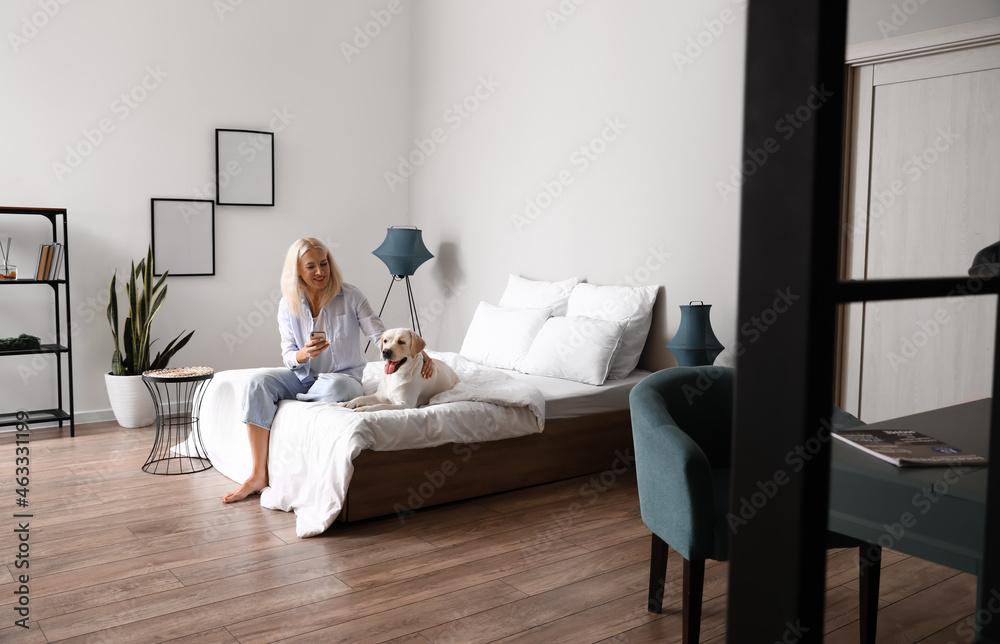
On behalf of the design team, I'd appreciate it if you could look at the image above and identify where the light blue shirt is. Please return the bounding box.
[278,283,386,385]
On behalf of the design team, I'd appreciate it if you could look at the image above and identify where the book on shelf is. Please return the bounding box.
[832,428,988,467]
[49,243,63,280]
[43,244,54,279]
[32,243,63,280]
[32,244,43,280]
[35,244,51,280]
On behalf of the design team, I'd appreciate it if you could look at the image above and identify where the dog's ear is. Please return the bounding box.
[409,330,426,356]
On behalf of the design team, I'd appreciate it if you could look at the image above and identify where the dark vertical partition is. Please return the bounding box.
[728,1,848,641]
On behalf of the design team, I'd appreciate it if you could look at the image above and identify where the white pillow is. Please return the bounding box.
[498,274,581,317]
[459,302,552,370]
[566,282,658,379]
[519,315,628,385]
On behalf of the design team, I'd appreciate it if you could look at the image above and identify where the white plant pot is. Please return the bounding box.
[105,373,156,428]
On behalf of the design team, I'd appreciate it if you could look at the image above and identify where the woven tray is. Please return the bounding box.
[143,366,214,378]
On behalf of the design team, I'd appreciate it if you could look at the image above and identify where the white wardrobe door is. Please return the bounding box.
[859,65,1000,422]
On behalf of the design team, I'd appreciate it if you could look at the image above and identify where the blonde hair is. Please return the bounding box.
[280,238,343,318]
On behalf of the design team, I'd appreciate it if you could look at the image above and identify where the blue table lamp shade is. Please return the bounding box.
[666,301,725,366]
[372,226,434,277]
[368,226,434,341]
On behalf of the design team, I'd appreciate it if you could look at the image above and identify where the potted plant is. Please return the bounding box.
[105,246,194,427]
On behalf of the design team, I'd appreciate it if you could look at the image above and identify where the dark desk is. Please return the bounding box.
[829,397,990,592]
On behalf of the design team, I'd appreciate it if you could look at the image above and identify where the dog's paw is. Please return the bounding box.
[338,400,361,409]
[351,405,373,413]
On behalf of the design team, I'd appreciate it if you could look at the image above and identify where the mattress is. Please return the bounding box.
[500,367,652,418]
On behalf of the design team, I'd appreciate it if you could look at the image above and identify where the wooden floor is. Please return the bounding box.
[0,420,982,643]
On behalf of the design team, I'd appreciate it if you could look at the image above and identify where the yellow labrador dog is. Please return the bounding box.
[339,328,459,412]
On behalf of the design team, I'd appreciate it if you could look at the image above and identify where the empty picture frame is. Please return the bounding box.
[216,128,274,206]
[151,198,216,276]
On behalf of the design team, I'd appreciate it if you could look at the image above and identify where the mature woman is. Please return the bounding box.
[222,237,430,503]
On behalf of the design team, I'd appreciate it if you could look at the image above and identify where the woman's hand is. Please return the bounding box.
[296,337,330,363]
[421,351,435,379]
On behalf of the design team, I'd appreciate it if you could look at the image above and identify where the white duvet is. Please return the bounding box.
[197,352,545,537]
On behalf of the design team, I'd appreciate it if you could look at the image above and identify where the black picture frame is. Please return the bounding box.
[150,198,216,276]
[215,128,275,206]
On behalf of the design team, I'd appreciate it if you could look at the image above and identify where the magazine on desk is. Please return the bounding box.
[832,428,988,467]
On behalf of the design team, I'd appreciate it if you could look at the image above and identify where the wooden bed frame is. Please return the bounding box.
[338,409,634,522]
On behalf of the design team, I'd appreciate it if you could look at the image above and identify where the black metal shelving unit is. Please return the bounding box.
[0,207,75,437]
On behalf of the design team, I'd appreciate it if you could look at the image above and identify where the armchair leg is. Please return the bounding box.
[858,544,882,644]
[683,558,705,644]
[648,533,670,612]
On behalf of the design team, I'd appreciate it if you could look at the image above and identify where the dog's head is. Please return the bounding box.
[380,328,426,375]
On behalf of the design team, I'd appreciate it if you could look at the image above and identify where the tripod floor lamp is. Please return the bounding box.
[371,226,434,342]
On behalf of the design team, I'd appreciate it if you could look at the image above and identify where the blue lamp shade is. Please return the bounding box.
[666,301,725,366]
[372,226,434,276]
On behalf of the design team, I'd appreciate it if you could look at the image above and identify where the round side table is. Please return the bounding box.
[141,366,214,475]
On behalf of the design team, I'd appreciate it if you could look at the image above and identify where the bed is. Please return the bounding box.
[199,351,648,536]
[199,275,660,537]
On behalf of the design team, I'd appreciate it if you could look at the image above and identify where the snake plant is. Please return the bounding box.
[106,246,194,376]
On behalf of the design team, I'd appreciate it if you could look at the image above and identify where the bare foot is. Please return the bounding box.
[222,474,268,503]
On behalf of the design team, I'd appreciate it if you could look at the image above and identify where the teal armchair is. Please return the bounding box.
[629,366,881,643]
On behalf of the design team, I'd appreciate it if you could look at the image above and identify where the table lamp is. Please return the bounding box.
[371,226,434,337]
[666,301,725,366]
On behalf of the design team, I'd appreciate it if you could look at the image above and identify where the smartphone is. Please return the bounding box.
[310,331,326,342]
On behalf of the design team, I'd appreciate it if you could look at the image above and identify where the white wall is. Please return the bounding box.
[1,0,411,421]
[847,0,1000,44]
[406,0,748,372]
